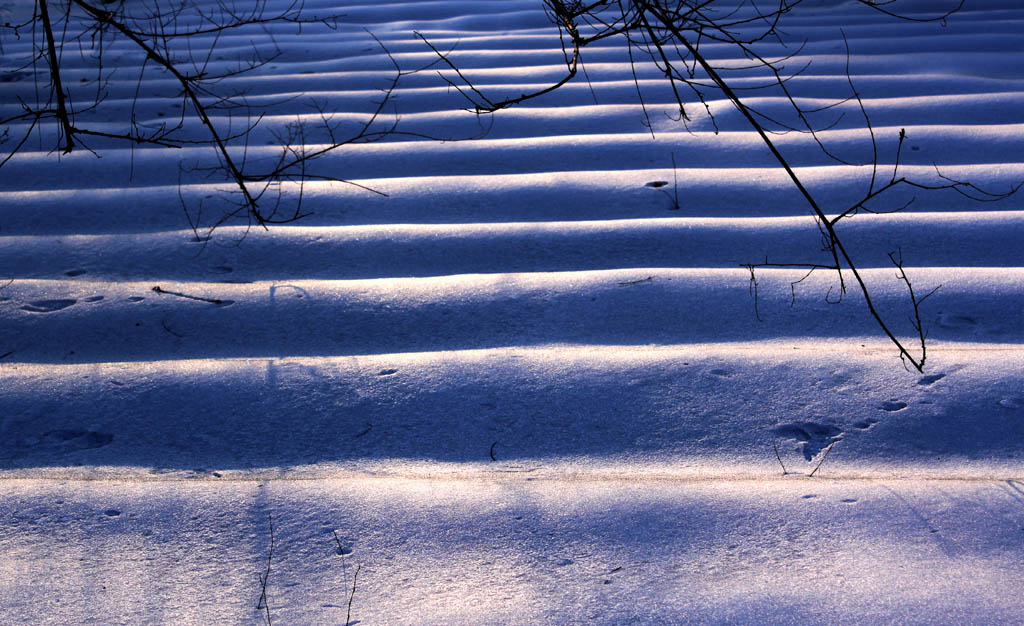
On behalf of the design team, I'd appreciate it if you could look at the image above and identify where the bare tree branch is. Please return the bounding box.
[1,0,450,237]
[416,0,1018,372]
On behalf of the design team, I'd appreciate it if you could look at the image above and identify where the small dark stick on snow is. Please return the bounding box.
[773,439,788,475]
[346,565,361,626]
[809,441,838,478]
[653,152,680,210]
[618,276,654,286]
[333,528,358,625]
[489,441,498,461]
[256,514,274,626]
[152,285,225,305]
[160,319,183,338]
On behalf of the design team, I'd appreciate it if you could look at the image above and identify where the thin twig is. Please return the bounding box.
[159,319,184,338]
[152,285,226,305]
[772,438,788,475]
[346,564,361,626]
[618,276,654,286]
[809,440,838,477]
[332,530,360,626]
[256,513,274,626]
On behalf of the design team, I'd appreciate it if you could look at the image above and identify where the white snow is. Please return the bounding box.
[1,0,1022,624]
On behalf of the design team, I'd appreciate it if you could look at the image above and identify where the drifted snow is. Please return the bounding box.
[0,0,1022,623]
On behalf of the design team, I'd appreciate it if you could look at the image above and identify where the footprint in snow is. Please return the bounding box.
[852,417,879,430]
[880,400,907,412]
[334,542,353,556]
[42,429,114,450]
[997,397,1024,410]
[918,373,945,386]
[936,312,979,330]
[0,72,31,83]
[21,299,76,313]
[19,430,114,452]
[772,422,842,461]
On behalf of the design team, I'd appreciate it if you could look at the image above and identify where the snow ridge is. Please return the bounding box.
[0,1,1022,624]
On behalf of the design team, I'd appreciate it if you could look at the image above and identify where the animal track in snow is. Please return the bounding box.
[0,71,31,83]
[918,373,945,386]
[645,180,669,188]
[772,422,842,460]
[936,312,979,330]
[709,369,730,377]
[20,299,76,313]
[997,397,1024,410]
[42,429,114,450]
[64,269,87,277]
[85,296,104,303]
[853,417,879,430]
[334,542,353,556]
[880,400,908,412]
[127,296,145,302]
[377,368,398,376]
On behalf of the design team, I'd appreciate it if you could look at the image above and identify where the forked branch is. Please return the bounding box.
[418,0,1017,372]
[2,0,439,237]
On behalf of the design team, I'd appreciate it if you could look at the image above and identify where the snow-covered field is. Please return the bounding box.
[1,0,1022,623]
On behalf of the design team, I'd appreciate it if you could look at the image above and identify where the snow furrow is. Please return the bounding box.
[2,126,1022,192]
[4,92,1023,146]
[2,478,1022,625]
[2,163,1019,234]
[1,212,1022,281]
[1,345,1022,477]
[1,1,1023,622]
[1,267,1021,364]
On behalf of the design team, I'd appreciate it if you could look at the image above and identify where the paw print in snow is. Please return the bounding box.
[772,422,842,461]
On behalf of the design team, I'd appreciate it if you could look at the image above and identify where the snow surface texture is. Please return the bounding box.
[1,0,1023,624]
